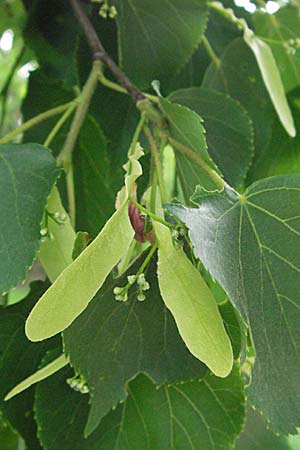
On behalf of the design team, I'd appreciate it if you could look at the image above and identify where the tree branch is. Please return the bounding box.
[69,0,145,102]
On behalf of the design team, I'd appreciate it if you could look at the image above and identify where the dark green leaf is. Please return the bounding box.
[168,87,254,187]
[0,143,59,293]
[64,258,207,436]
[74,115,115,238]
[22,71,117,235]
[0,282,59,449]
[35,366,245,450]
[72,231,89,261]
[160,98,221,201]
[253,6,300,93]
[219,301,243,360]
[76,11,140,169]
[171,175,300,433]
[22,70,74,148]
[113,0,208,89]
[234,405,292,450]
[202,38,273,164]
[0,420,18,450]
[24,0,79,85]
[249,94,300,183]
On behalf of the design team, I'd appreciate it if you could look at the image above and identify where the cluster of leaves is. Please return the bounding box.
[1,0,300,449]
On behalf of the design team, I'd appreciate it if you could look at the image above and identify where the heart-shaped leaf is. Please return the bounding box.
[171,174,300,433]
[0,143,59,293]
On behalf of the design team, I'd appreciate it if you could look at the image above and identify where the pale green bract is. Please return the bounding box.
[4,354,69,401]
[210,2,296,138]
[25,146,143,342]
[243,29,296,138]
[154,220,233,378]
[39,186,76,282]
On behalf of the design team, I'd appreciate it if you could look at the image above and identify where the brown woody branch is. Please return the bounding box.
[69,0,145,102]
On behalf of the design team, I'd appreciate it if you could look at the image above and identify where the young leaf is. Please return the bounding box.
[64,258,206,436]
[0,143,59,294]
[168,87,254,187]
[171,174,300,433]
[154,220,233,378]
[113,0,208,89]
[35,367,245,450]
[39,186,76,282]
[25,146,143,342]
[160,98,224,201]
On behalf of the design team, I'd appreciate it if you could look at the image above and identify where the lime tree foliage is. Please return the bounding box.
[1,0,300,449]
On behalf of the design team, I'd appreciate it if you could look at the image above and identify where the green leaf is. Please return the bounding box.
[24,0,79,85]
[25,146,143,342]
[64,257,206,436]
[249,95,300,183]
[154,220,233,378]
[253,6,300,93]
[4,354,68,401]
[22,71,122,234]
[171,174,300,433]
[0,421,18,450]
[39,186,76,282]
[113,0,208,89]
[35,366,245,450]
[74,115,115,238]
[0,282,59,449]
[234,405,293,450]
[219,301,244,361]
[168,87,254,187]
[202,38,274,160]
[72,231,89,261]
[0,143,59,293]
[160,98,222,201]
[21,70,74,146]
[209,2,295,137]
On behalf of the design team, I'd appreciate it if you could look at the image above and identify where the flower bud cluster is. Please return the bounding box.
[94,1,117,19]
[67,375,89,394]
[113,272,150,303]
[284,38,300,55]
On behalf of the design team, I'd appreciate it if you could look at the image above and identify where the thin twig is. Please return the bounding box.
[129,197,174,230]
[57,60,101,227]
[0,100,77,144]
[43,103,77,147]
[168,137,225,190]
[202,36,220,67]
[57,60,101,171]
[69,0,145,102]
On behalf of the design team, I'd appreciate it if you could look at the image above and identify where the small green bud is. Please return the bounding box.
[109,5,117,18]
[40,227,48,236]
[137,293,146,302]
[127,275,136,285]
